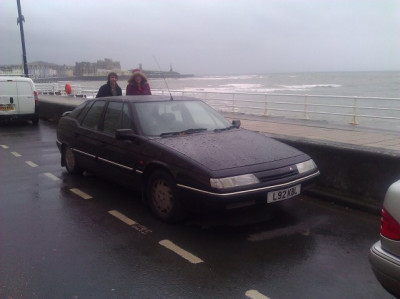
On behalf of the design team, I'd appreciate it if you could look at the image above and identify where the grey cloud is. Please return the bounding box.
[1,0,399,75]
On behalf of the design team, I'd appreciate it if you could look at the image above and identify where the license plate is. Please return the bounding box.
[267,184,301,203]
[0,105,15,111]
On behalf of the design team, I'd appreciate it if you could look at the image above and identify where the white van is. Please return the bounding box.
[0,76,39,125]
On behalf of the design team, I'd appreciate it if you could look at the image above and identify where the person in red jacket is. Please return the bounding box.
[126,69,152,95]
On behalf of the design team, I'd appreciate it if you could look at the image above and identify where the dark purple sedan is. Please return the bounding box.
[56,95,319,222]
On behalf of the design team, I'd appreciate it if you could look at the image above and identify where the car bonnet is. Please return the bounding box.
[153,129,305,171]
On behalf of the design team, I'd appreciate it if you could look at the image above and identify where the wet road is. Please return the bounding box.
[0,121,393,299]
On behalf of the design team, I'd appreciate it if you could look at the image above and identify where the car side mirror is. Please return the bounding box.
[115,129,136,141]
[232,120,241,128]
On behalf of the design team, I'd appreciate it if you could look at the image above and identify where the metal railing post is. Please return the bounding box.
[350,96,359,125]
[303,94,310,120]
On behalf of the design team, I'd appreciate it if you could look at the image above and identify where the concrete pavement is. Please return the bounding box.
[223,113,400,156]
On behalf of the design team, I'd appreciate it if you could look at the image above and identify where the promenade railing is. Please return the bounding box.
[153,89,400,130]
[36,83,400,130]
[36,82,97,99]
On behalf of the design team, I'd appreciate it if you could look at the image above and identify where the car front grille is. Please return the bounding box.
[257,166,298,182]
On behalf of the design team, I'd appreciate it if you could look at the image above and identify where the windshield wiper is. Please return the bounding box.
[160,128,207,137]
[214,125,236,132]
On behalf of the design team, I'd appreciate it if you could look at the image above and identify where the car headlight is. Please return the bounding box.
[296,160,317,174]
[210,174,260,189]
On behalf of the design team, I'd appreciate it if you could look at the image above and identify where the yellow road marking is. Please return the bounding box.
[245,290,271,299]
[26,161,38,167]
[108,210,137,226]
[159,239,204,264]
[108,210,152,234]
[70,188,92,199]
[43,172,60,181]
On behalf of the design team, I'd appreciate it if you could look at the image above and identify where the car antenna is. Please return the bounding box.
[153,56,173,101]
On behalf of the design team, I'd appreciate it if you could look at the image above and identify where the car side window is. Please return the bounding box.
[81,100,106,131]
[121,103,133,130]
[102,102,133,135]
[103,102,123,135]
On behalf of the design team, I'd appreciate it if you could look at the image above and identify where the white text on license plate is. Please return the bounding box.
[267,184,301,203]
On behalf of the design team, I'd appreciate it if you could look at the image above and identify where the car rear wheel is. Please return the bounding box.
[147,170,185,223]
[63,146,82,175]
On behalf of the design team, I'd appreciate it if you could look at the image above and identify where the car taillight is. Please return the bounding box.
[34,91,39,104]
[380,208,400,240]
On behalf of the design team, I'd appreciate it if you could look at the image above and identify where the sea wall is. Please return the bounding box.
[39,95,399,213]
[272,138,400,213]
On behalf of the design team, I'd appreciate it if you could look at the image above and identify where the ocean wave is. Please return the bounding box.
[180,83,343,94]
[182,86,284,93]
[179,75,259,81]
[221,83,263,89]
[280,84,342,90]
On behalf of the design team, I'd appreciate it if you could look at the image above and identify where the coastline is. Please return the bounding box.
[33,72,194,83]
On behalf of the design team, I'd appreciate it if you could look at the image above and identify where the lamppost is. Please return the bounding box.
[16,0,29,77]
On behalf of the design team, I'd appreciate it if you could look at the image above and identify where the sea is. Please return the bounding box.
[72,71,399,98]
[44,71,400,131]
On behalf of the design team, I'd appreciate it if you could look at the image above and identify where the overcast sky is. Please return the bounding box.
[1,0,399,75]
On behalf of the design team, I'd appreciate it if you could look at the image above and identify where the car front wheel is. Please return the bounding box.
[147,170,185,223]
[63,146,82,175]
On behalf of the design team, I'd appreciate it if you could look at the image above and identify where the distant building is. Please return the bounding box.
[0,61,73,78]
[0,58,121,78]
[74,58,121,76]
[96,58,121,71]
[0,65,24,76]
[0,59,192,80]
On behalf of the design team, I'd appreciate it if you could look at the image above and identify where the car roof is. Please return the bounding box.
[91,95,202,103]
[0,76,34,83]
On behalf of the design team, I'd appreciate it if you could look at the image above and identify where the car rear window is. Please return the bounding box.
[68,101,90,119]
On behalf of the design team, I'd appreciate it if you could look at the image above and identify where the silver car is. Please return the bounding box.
[369,179,400,298]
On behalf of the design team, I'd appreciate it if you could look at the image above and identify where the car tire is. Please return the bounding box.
[63,146,82,175]
[147,170,185,223]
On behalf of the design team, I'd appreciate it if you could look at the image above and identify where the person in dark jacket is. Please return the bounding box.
[126,69,152,95]
[96,72,122,98]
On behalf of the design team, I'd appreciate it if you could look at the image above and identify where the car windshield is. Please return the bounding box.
[133,100,232,137]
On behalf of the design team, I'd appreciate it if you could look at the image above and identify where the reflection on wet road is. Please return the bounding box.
[0,120,391,299]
